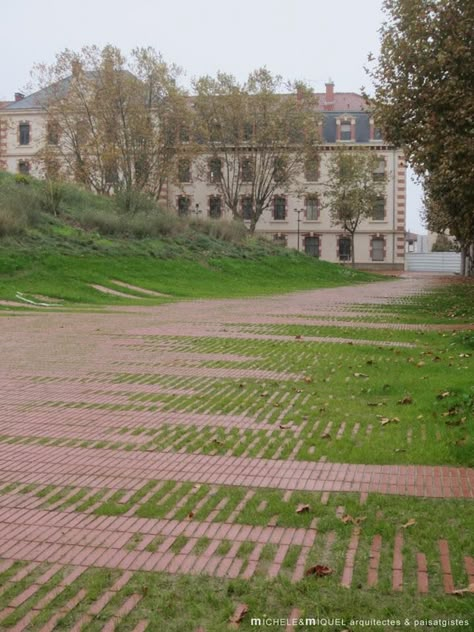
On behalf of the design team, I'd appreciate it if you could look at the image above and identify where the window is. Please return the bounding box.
[177,195,191,217]
[209,158,222,183]
[374,126,383,141]
[209,195,222,218]
[340,121,352,141]
[373,158,385,182]
[305,195,319,221]
[105,163,118,185]
[273,196,286,220]
[178,159,191,183]
[18,160,30,175]
[339,237,351,261]
[240,158,254,182]
[241,196,253,220]
[372,196,385,220]
[371,237,385,261]
[19,123,30,145]
[273,157,286,183]
[273,233,287,247]
[304,236,320,257]
[304,159,319,181]
[47,122,59,145]
[179,125,190,143]
[242,121,254,141]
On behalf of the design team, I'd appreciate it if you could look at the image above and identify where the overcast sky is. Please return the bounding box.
[0,0,425,232]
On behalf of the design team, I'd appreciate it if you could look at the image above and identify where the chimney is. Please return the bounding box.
[14,92,25,102]
[324,80,334,111]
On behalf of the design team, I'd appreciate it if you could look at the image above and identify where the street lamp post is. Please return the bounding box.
[294,208,304,252]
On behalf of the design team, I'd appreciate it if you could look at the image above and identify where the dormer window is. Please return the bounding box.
[340,121,352,141]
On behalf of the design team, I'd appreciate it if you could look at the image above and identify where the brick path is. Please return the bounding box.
[0,275,472,628]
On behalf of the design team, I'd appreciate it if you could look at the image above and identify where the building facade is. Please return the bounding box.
[0,82,406,269]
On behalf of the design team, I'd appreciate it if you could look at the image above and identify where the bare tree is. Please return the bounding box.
[193,69,320,232]
[324,149,387,266]
[33,45,190,211]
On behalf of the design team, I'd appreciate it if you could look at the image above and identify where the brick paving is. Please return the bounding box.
[0,275,472,628]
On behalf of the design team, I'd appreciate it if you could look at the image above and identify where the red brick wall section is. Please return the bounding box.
[0,118,7,170]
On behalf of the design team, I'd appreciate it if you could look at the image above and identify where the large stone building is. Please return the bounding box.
[0,82,406,269]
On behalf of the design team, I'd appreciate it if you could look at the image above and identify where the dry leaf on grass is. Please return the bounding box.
[320,431,331,439]
[229,603,249,627]
[305,564,333,577]
[451,583,474,596]
[279,423,292,429]
[341,514,366,525]
[398,396,413,405]
[379,416,400,425]
[295,335,303,340]
[437,391,451,399]
[402,518,416,528]
[304,376,313,383]
[353,372,369,378]
[296,504,310,514]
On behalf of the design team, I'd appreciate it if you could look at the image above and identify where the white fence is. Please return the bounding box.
[405,252,461,273]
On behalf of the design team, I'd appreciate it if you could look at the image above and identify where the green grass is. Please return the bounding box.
[0,491,472,630]
[0,171,379,305]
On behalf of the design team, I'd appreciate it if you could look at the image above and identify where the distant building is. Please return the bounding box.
[0,81,406,269]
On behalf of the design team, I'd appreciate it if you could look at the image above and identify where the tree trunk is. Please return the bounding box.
[461,249,466,276]
[350,233,356,267]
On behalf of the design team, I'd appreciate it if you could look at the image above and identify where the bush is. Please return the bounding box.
[0,176,43,233]
[41,180,64,216]
[189,218,248,243]
[114,189,159,215]
[0,206,27,236]
[77,208,183,239]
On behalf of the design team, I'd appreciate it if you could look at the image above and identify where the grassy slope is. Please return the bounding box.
[0,220,380,305]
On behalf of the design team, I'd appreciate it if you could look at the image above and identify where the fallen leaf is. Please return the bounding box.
[341,514,366,525]
[368,402,385,407]
[379,417,400,425]
[437,391,451,399]
[229,603,249,627]
[353,372,369,378]
[459,353,471,358]
[188,512,195,519]
[212,439,224,445]
[305,564,333,577]
[239,383,245,388]
[295,335,303,340]
[260,391,269,397]
[296,504,310,514]
[416,361,425,367]
[398,396,413,405]
[321,431,331,439]
[452,583,474,596]
[303,376,313,383]
[402,518,416,529]
[279,423,292,429]
[394,448,407,453]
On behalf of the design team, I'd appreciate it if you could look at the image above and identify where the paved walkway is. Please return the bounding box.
[0,275,472,628]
